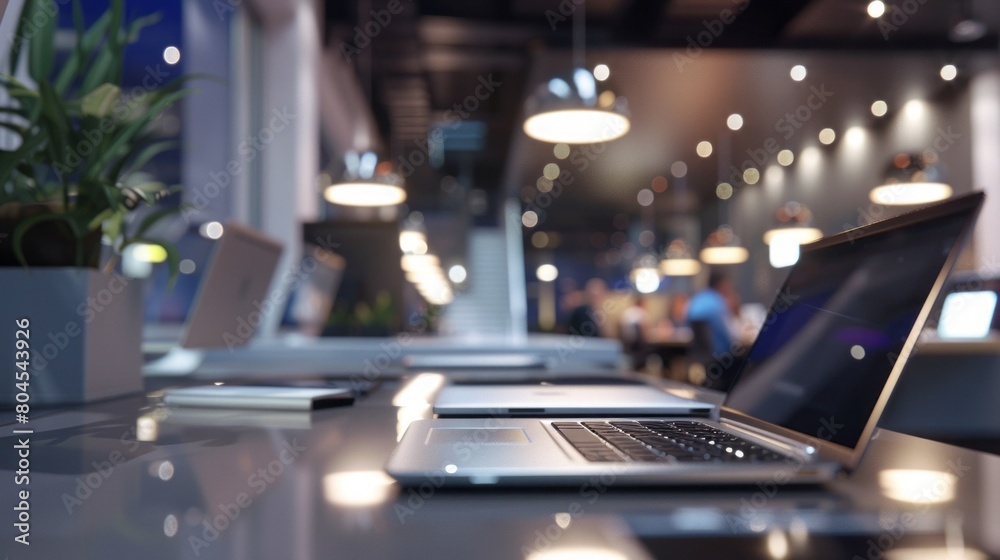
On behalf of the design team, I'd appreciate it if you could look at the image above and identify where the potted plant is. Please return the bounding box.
[1,0,192,404]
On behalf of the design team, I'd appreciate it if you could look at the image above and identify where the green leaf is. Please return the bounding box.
[111,139,176,180]
[125,12,162,44]
[80,48,118,96]
[84,88,194,180]
[0,74,42,118]
[0,73,35,91]
[0,121,27,137]
[28,0,57,84]
[106,0,124,84]
[0,133,46,188]
[11,211,83,269]
[103,210,125,244]
[0,105,29,119]
[87,208,115,231]
[38,81,70,167]
[80,83,121,118]
[53,7,113,94]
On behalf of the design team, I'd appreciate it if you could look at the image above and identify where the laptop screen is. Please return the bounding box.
[724,202,976,449]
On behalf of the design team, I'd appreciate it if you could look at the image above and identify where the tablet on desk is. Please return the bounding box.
[163,385,354,411]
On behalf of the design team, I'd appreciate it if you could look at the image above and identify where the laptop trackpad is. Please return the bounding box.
[426,428,530,445]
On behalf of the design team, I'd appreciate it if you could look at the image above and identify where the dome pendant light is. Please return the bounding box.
[324,150,407,207]
[699,225,749,265]
[869,152,952,206]
[522,2,630,144]
[763,202,823,269]
[659,239,701,277]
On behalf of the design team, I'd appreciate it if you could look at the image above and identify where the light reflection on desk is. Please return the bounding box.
[879,469,957,504]
[323,470,396,508]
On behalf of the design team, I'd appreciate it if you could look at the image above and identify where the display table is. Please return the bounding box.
[3,376,999,559]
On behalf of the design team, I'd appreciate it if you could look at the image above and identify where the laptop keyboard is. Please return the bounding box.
[552,420,789,463]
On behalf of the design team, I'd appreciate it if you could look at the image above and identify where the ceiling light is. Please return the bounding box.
[699,226,748,264]
[522,210,539,227]
[660,239,701,277]
[940,64,958,81]
[716,182,733,200]
[871,100,888,117]
[696,141,713,157]
[870,152,953,205]
[593,64,610,81]
[324,150,406,207]
[163,46,181,65]
[762,226,824,246]
[867,1,885,18]
[199,221,224,239]
[742,168,760,184]
[777,149,794,166]
[818,128,836,145]
[790,65,807,81]
[401,254,440,272]
[447,264,467,283]
[523,68,630,144]
[950,19,987,42]
[637,188,654,206]
[726,113,743,131]
[950,1,988,43]
[845,126,866,147]
[536,264,558,282]
[871,183,953,205]
[700,246,748,265]
[764,226,823,269]
[399,230,427,255]
[631,254,661,294]
[903,99,926,119]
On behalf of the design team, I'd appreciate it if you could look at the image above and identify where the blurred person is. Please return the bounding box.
[568,278,608,337]
[618,297,652,351]
[667,293,690,328]
[686,271,746,390]
[686,271,738,356]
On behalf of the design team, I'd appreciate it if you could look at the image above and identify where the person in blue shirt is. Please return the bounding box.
[686,271,738,356]
[686,271,744,390]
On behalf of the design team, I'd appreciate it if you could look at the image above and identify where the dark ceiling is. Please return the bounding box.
[324,0,1000,220]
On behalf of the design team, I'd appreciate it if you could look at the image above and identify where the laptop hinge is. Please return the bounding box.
[719,418,819,460]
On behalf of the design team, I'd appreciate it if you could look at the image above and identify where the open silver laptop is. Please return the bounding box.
[387,193,984,486]
[433,383,713,417]
[143,222,283,375]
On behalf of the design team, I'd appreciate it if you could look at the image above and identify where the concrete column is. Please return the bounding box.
[970,68,1000,275]
[255,0,321,335]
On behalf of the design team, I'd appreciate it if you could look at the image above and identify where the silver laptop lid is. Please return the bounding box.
[181,222,283,349]
[720,193,983,470]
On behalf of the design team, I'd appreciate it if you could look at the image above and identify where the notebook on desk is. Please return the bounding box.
[387,193,984,486]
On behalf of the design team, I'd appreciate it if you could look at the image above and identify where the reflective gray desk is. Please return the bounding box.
[3,378,999,559]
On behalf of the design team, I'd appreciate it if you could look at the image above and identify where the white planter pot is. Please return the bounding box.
[1,268,143,405]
